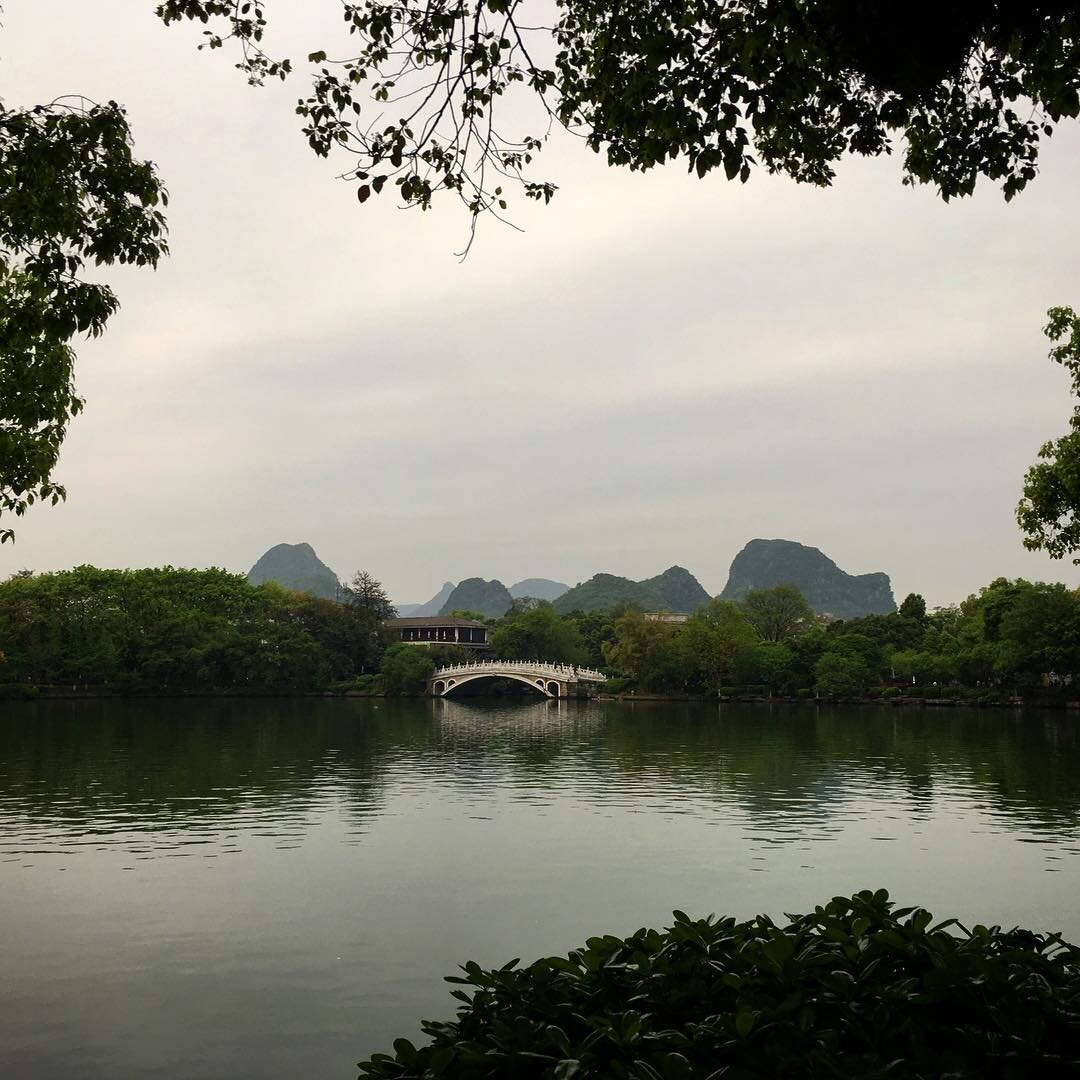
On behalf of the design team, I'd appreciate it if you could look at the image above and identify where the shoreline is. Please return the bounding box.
[2,685,1078,709]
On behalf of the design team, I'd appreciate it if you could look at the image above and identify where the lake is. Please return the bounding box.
[2,698,1079,1078]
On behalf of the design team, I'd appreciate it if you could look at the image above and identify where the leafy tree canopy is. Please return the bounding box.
[446,609,490,622]
[491,601,587,664]
[380,641,436,694]
[158,0,1080,230]
[344,569,397,622]
[815,647,872,696]
[898,592,928,621]
[0,99,168,542]
[739,584,815,642]
[676,598,758,692]
[1018,306,1080,562]
[602,610,688,690]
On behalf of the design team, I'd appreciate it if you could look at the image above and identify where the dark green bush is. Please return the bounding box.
[358,890,1080,1079]
[881,686,902,700]
[0,683,38,700]
[601,677,632,695]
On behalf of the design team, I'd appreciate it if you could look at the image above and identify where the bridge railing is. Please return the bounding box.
[431,659,607,682]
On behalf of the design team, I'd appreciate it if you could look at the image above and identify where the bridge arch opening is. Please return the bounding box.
[547,681,560,697]
[438,673,553,698]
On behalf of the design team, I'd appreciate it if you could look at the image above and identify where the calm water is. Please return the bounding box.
[2,699,1079,1079]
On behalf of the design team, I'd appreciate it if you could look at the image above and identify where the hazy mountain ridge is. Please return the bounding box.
[438,577,514,618]
[641,566,712,612]
[247,542,341,600]
[406,581,456,617]
[552,566,710,615]
[720,538,896,617]
[248,543,890,620]
[509,578,569,601]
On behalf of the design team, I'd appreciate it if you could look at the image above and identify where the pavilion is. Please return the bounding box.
[384,615,490,649]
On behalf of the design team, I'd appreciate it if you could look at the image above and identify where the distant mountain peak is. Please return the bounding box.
[719,538,895,617]
[552,566,709,615]
[640,566,711,612]
[439,577,513,618]
[247,542,341,601]
[509,577,569,602]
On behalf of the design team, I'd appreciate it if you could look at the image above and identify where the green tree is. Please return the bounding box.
[740,585,815,643]
[283,592,369,681]
[562,609,618,669]
[827,611,924,651]
[1,100,168,541]
[1018,307,1080,562]
[738,641,797,695]
[997,582,1080,682]
[341,569,395,673]
[491,602,586,664]
[814,651,871,697]
[0,565,345,690]
[603,611,689,691]
[424,643,474,668]
[343,570,396,622]
[937,577,1080,688]
[446,610,489,622]
[675,599,758,693]
[813,632,885,695]
[380,642,435,695]
[898,593,928,622]
[888,648,957,688]
[826,632,883,671]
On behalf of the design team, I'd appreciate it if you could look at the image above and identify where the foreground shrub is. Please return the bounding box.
[0,683,38,700]
[358,890,1080,1079]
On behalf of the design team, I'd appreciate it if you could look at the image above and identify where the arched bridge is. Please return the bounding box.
[429,660,607,699]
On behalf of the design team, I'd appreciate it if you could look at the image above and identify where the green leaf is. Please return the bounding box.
[429,1046,455,1073]
[735,1009,756,1038]
[393,1038,417,1061]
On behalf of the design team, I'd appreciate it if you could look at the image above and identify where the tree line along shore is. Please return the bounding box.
[0,566,1078,705]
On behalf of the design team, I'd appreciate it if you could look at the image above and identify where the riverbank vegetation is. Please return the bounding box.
[358,889,1080,1079]
[519,580,1080,702]
[0,565,394,693]
[1,567,1079,700]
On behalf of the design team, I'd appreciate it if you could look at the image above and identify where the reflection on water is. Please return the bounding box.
[1,699,1079,1079]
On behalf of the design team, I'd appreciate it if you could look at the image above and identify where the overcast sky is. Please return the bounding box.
[4,3,1080,607]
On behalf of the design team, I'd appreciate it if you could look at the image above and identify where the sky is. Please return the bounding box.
[3,3,1080,608]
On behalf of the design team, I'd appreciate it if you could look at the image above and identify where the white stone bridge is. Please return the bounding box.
[429,660,607,699]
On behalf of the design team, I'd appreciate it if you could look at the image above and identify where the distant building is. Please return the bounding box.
[384,615,490,649]
[644,612,689,624]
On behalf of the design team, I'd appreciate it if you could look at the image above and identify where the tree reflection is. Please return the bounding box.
[0,700,1077,847]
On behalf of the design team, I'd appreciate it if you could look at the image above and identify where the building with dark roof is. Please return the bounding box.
[384,615,490,649]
